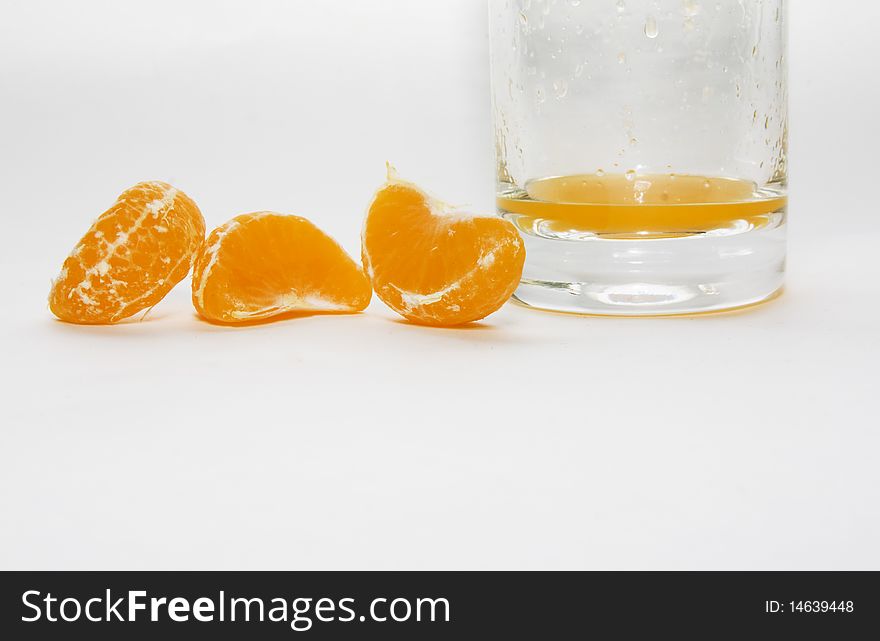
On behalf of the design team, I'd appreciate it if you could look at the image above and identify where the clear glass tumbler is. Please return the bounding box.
[489,0,787,315]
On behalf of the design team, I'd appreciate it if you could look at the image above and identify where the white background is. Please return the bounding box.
[1,0,878,570]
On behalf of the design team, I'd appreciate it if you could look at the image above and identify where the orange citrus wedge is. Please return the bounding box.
[362,168,525,326]
[191,212,371,324]
[49,181,205,324]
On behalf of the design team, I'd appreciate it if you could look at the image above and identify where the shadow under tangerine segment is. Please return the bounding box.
[497,173,787,237]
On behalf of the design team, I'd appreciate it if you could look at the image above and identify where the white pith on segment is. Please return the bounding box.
[383,235,520,315]
[62,182,179,314]
[227,294,351,320]
[110,248,191,322]
[191,217,243,311]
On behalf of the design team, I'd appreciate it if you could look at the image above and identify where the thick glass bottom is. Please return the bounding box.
[506,216,786,317]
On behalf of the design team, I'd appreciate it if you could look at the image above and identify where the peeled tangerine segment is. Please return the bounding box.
[49,181,205,324]
[191,212,372,324]
[362,172,526,326]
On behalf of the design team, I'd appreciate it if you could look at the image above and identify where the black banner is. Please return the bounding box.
[1,572,876,638]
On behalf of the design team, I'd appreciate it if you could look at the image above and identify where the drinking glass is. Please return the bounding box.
[489,0,787,315]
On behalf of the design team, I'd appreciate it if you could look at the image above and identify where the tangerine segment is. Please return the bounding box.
[362,173,525,326]
[49,181,205,324]
[191,212,372,324]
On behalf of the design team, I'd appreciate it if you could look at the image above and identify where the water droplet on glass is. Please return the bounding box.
[596,169,605,177]
[568,0,582,6]
[574,62,584,77]
[616,0,626,14]
[618,52,627,64]
[703,180,711,189]
[553,80,569,99]
[625,169,636,181]
[645,16,659,38]
[682,0,701,17]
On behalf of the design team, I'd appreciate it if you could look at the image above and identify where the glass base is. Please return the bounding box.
[509,219,786,317]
